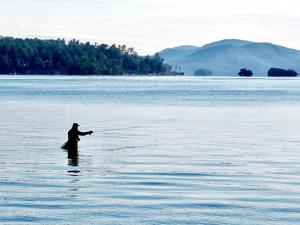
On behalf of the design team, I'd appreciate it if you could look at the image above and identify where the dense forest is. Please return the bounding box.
[0,37,172,75]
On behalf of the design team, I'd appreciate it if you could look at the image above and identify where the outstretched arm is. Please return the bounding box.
[78,130,93,136]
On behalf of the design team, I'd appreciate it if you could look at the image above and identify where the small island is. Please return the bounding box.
[238,68,253,77]
[268,68,298,77]
[194,69,213,76]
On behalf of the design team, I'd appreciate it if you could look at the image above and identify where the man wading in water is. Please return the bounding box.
[62,123,93,150]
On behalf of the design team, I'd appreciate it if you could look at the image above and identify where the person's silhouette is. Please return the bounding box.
[62,123,93,151]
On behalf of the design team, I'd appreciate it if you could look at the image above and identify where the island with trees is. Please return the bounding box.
[238,68,253,77]
[268,68,298,77]
[194,69,213,76]
[0,37,173,75]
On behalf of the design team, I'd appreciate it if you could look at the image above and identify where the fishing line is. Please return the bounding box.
[94,125,145,134]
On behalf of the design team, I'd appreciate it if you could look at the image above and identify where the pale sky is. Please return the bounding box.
[0,0,300,54]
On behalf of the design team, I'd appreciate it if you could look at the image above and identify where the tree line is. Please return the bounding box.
[0,37,172,75]
[268,68,298,77]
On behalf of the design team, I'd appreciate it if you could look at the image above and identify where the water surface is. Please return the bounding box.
[1,76,300,224]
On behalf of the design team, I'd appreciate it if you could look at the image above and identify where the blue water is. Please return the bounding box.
[1,76,300,224]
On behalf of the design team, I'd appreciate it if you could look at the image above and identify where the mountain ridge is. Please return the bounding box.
[158,39,300,76]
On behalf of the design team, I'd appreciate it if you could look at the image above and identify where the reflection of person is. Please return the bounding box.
[62,123,93,150]
[67,147,79,167]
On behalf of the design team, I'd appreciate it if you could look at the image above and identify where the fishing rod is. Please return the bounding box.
[95,125,145,133]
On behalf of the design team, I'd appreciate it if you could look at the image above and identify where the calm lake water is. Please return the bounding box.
[1,76,300,225]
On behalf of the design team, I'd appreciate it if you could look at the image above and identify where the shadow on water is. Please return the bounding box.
[62,146,81,175]
[62,147,81,198]
[66,147,79,167]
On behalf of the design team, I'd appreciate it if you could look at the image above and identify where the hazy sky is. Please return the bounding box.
[1,0,300,54]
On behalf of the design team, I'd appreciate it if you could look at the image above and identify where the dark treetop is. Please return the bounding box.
[0,37,172,75]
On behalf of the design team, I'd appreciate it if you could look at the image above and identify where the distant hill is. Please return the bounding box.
[158,39,300,76]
